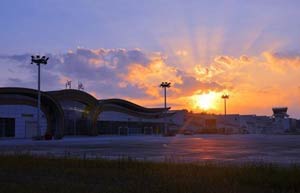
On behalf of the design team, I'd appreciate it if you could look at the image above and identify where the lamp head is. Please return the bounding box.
[221,94,229,99]
[160,81,171,88]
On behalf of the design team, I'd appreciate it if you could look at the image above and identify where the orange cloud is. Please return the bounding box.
[124,56,182,97]
[263,51,300,72]
[4,47,300,117]
[214,56,234,66]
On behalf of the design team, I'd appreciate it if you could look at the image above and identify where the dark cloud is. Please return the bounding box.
[175,70,224,96]
[8,78,22,84]
[240,55,251,63]
[1,47,225,102]
[54,48,154,97]
[272,51,300,59]
[263,51,300,69]
[214,56,233,65]
[6,77,34,88]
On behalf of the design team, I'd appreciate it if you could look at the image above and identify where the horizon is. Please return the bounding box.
[1,0,300,118]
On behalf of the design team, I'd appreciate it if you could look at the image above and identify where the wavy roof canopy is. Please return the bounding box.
[47,89,98,106]
[0,87,173,137]
[1,87,170,119]
[98,98,168,114]
[0,87,62,108]
[0,87,65,137]
[48,89,168,114]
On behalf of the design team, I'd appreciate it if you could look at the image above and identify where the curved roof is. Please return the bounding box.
[0,87,173,137]
[0,87,65,137]
[48,89,168,114]
[0,87,62,108]
[47,89,98,106]
[98,98,168,114]
[1,88,169,115]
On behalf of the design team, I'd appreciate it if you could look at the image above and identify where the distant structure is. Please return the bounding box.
[272,107,289,119]
[65,80,72,89]
[78,81,84,91]
[221,94,229,116]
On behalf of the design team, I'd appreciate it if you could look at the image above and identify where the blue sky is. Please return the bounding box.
[1,0,300,117]
[1,0,300,54]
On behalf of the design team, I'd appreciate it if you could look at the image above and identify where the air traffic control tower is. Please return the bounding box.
[272,107,289,119]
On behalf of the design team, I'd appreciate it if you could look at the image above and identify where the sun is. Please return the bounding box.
[193,91,218,111]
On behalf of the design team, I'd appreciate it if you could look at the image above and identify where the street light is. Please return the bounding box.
[160,82,171,135]
[31,55,49,139]
[160,82,171,109]
[221,94,229,116]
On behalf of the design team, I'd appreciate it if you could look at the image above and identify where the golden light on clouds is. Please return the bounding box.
[124,57,182,97]
[35,44,300,116]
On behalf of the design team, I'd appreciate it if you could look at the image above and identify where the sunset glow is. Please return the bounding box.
[193,92,219,111]
[1,1,300,117]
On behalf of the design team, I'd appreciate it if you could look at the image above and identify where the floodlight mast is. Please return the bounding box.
[160,82,171,135]
[31,55,49,139]
[221,94,229,116]
[160,82,171,108]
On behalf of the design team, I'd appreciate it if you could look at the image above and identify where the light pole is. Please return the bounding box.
[31,55,49,139]
[221,94,229,116]
[160,82,171,135]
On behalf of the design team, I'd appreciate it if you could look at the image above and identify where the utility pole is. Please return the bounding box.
[160,82,171,135]
[31,55,49,139]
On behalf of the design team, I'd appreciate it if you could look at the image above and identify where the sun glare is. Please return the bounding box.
[194,91,218,111]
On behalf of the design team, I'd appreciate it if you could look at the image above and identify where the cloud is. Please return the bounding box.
[263,51,300,72]
[239,55,251,63]
[8,78,22,84]
[1,47,228,103]
[56,48,153,98]
[2,47,300,116]
[123,54,182,97]
[175,71,224,96]
[214,56,234,66]
[0,50,253,100]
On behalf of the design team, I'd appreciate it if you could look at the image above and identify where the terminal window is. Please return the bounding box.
[0,118,15,137]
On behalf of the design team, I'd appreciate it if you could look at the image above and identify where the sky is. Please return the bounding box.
[1,0,300,118]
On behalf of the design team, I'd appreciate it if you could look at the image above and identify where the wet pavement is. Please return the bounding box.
[1,134,300,164]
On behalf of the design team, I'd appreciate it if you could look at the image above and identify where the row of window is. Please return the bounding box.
[63,119,164,135]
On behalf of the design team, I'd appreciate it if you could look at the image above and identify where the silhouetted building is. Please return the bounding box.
[0,87,184,139]
[182,108,299,134]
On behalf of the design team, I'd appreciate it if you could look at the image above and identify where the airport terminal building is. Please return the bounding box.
[1,87,299,139]
[0,87,185,139]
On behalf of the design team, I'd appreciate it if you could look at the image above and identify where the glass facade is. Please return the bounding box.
[97,121,163,135]
[97,111,164,135]
[60,100,90,135]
